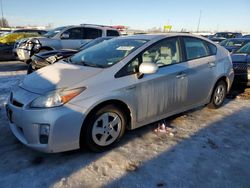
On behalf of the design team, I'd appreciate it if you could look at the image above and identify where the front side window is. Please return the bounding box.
[69,38,147,68]
[142,37,181,67]
[183,37,209,60]
[62,28,83,39]
[83,28,102,39]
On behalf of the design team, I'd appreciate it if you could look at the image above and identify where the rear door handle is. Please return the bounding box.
[176,72,187,79]
[208,62,216,68]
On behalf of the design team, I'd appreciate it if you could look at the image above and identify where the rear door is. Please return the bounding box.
[182,37,217,107]
[81,27,103,46]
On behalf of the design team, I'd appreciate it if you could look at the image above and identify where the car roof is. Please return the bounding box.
[118,33,208,41]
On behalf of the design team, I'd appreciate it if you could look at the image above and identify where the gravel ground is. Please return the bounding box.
[0,61,250,188]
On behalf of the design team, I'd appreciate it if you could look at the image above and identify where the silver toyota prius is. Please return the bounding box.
[6,34,234,153]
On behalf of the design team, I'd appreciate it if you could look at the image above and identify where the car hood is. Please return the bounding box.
[20,62,103,94]
[231,53,250,63]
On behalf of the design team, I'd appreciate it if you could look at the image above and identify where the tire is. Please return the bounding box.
[27,63,34,74]
[208,80,227,109]
[81,105,127,152]
[24,59,32,65]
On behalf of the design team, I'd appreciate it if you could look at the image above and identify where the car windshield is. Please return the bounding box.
[43,26,66,38]
[79,37,112,50]
[214,33,236,38]
[236,42,250,54]
[69,38,148,68]
[220,39,246,47]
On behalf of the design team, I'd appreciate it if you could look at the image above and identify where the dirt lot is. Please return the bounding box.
[0,61,250,188]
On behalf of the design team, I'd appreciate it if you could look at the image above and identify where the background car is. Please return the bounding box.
[6,34,233,153]
[16,24,120,64]
[210,32,242,43]
[0,32,41,61]
[243,35,250,39]
[231,42,250,86]
[220,38,250,52]
[27,36,114,74]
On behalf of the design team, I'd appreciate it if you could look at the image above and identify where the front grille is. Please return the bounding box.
[233,63,250,74]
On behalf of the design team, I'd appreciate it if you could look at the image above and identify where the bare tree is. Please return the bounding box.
[0,17,10,27]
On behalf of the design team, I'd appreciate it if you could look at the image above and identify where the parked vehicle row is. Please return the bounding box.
[209,32,242,43]
[0,31,45,61]
[6,33,234,153]
[15,24,120,64]
[220,38,250,52]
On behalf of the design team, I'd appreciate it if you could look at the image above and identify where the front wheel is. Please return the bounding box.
[81,105,127,152]
[208,80,227,109]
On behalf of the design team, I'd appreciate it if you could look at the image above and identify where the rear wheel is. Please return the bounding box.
[81,105,127,152]
[208,80,227,109]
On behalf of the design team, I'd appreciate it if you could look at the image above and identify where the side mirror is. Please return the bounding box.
[139,62,158,74]
[61,33,70,39]
[137,62,158,79]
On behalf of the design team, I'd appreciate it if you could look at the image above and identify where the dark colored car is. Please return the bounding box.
[0,32,42,61]
[231,42,250,86]
[210,32,242,43]
[220,38,250,52]
[27,37,114,74]
[243,35,250,39]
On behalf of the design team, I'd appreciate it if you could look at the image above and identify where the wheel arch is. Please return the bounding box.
[82,99,133,131]
[215,75,230,92]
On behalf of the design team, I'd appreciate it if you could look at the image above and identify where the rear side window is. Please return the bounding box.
[83,28,102,39]
[183,37,209,60]
[107,30,120,36]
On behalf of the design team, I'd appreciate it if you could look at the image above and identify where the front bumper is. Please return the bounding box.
[16,48,31,61]
[6,95,86,153]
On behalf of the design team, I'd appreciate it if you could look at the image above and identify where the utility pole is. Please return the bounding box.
[0,0,4,27]
[197,10,202,32]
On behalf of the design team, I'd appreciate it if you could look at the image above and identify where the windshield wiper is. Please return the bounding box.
[63,57,71,63]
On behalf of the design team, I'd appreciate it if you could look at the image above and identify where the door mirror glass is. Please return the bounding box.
[61,33,70,39]
[139,62,158,74]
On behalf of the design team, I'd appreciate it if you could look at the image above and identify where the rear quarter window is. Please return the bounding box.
[206,41,217,55]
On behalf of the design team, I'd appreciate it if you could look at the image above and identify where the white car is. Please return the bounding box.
[16,24,120,63]
[6,34,234,153]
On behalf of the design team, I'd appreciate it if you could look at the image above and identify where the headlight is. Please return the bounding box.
[30,87,86,108]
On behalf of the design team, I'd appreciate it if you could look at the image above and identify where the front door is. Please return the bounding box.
[60,27,85,49]
[119,37,190,123]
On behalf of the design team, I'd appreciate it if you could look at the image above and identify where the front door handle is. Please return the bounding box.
[176,72,187,79]
[208,62,216,68]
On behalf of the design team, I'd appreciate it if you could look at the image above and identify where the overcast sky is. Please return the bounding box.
[2,0,250,32]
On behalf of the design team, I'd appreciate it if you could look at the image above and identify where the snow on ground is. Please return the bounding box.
[0,61,250,188]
